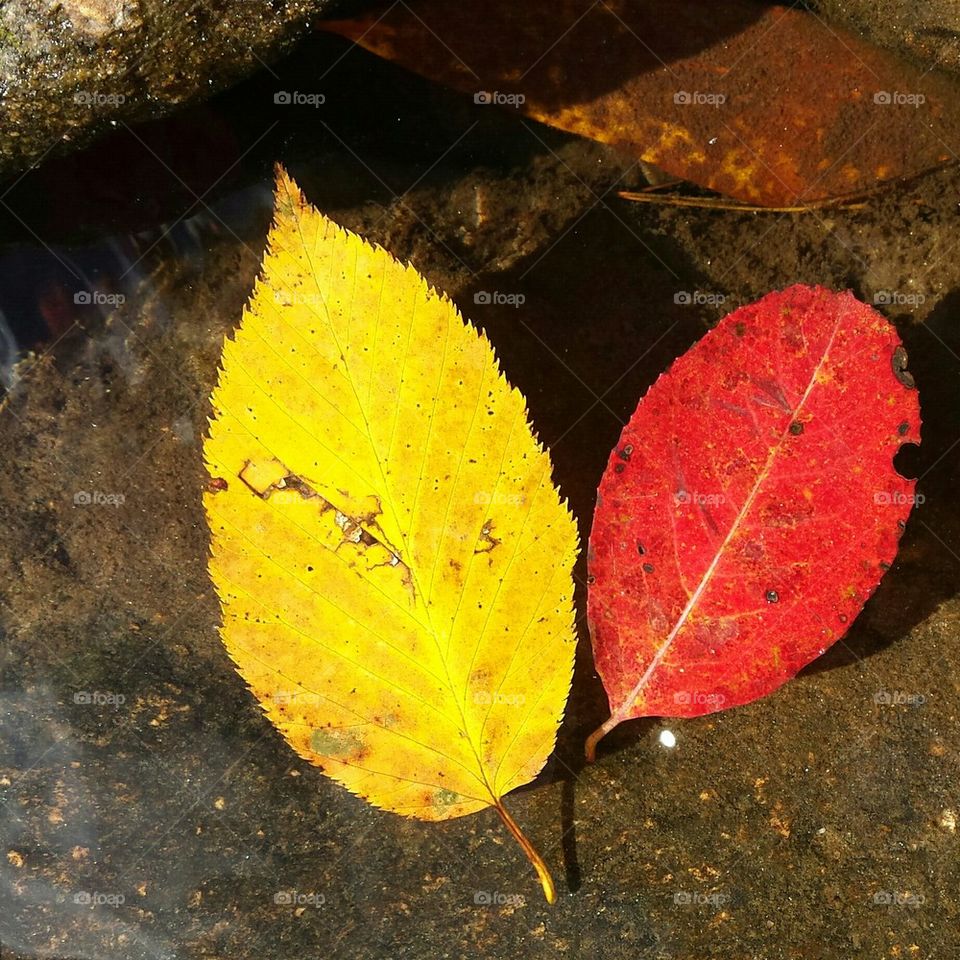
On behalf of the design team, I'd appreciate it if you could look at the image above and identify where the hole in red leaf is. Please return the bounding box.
[893,442,920,480]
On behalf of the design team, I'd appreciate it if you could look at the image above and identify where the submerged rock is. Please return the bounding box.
[0,0,340,182]
[813,0,960,74]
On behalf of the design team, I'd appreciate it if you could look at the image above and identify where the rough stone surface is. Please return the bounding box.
[0,0,342,183]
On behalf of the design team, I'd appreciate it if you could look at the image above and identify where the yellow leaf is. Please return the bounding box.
[202,166,578,902]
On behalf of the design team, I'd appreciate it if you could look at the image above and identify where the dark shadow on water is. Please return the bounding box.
[0,32,587,380]
[324,0,765,114]
[559,777,581,893]
[469,202,716,893]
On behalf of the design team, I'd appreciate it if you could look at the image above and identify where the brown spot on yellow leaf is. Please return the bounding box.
[310,727,365,758]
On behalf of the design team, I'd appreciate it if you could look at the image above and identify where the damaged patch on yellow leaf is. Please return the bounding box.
[203,166,577,901]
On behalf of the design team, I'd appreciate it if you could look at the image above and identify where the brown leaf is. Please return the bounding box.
[325,0,960,205]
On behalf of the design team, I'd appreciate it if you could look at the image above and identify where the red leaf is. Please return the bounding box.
[585,285,920,760]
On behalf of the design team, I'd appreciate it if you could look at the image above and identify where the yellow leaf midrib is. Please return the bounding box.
[277,199,504,803]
